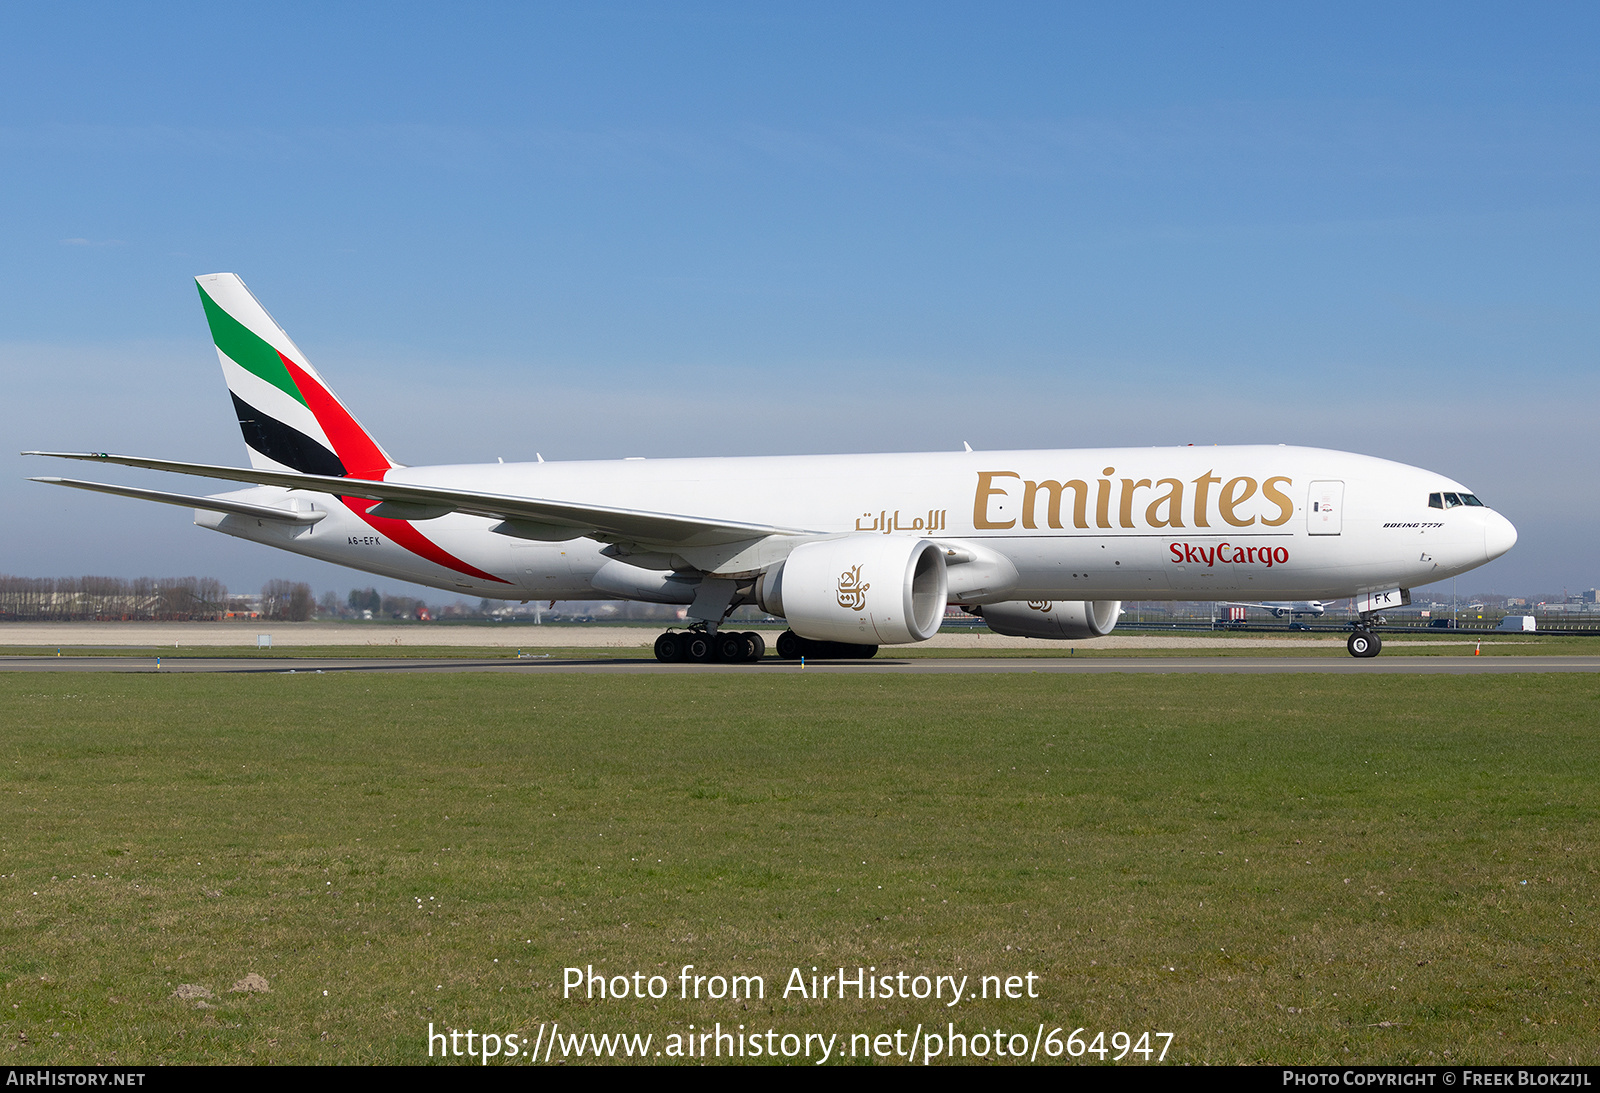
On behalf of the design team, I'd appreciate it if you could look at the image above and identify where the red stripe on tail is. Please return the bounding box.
[278,352,510,585]
[281,355,391,479]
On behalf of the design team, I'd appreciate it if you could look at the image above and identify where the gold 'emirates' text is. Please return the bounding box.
[973,469,1294,531]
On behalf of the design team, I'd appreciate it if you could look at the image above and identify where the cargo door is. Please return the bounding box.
[1308,480,1344,535]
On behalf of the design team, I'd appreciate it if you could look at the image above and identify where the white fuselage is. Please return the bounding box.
[196,444,1515,605]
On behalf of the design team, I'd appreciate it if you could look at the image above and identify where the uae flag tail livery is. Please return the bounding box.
[197,274,395,480]
[196,274,506,585]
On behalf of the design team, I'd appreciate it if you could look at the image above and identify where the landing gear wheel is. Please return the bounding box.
[716,631,750,663]
[743,631,766,661]
[683,632,714,662]
[1347,630,1382,658]
[773,631,877,660]
[654,632,683,662]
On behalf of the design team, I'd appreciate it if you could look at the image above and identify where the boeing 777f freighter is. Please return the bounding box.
[27,274,1516,661]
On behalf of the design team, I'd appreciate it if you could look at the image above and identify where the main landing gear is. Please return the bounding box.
[653,578,770,663]
[649,628,880,663]
[653,628,766,664]
[774,631,878,660]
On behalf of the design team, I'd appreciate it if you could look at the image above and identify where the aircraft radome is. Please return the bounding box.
[27,274,1517,661]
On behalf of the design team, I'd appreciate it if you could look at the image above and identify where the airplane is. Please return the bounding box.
[25,273,1518,661]
[1222,600,1331,620]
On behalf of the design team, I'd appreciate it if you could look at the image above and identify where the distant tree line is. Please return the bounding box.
[1,575,693,624]
[0,576,230,621]
[337,587,430,620]
[260,580,315,622]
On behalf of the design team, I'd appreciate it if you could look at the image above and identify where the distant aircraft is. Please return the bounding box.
[26,274,1517,660]
[1223,600,1331,619]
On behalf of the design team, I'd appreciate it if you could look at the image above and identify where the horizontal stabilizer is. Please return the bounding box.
[31,477,328,525]
[23,452,807,549]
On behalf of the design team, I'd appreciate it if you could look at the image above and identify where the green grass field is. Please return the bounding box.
[2,672,1596,1065]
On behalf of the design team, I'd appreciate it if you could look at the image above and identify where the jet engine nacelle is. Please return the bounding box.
[973,599,1121,640]
[759,536,947,645]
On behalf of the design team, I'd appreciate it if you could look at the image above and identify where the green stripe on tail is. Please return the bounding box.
[197,283,307,407]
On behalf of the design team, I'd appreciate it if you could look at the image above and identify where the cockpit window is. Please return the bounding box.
[1428,492,1443,509]
[1443,492,1463,508]
[1461,494,1484,506]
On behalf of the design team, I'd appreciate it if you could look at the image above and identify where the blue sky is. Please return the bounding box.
[4,3,1596,598]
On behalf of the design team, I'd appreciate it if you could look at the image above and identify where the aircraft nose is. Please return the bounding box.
[1484,511,1518,561]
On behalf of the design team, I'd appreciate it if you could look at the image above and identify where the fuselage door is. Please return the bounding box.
[1308,480,1344,535]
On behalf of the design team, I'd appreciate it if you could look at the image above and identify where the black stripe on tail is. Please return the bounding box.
[230,392,347,478]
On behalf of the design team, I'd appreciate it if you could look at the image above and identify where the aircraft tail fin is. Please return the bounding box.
[195,273,397,478]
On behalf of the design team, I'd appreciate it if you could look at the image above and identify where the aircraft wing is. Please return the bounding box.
[32,476,328,524]
[24,451,807,548]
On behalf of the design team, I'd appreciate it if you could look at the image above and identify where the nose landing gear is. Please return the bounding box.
[1346,608,1387,658]
[1347,629,1382,658]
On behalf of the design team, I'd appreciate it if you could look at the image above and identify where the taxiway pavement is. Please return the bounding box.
[3,655,1596,675]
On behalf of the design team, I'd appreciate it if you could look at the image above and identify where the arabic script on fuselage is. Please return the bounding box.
[853,509,949,533]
